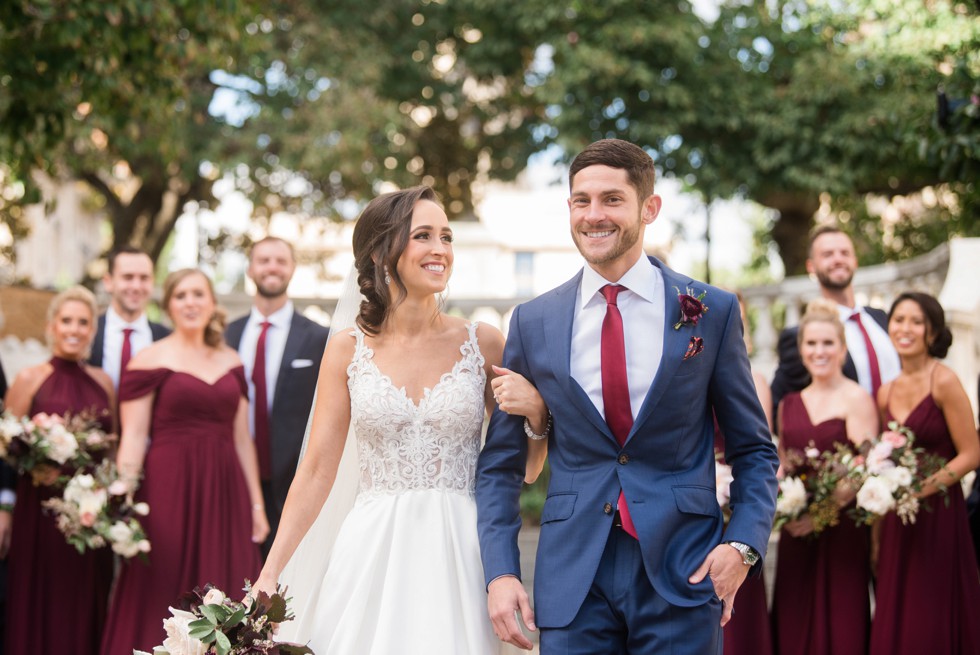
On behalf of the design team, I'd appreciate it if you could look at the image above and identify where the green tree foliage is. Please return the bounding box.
[538,0,979,274]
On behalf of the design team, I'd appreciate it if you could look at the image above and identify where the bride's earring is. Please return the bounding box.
[383,266,391,285]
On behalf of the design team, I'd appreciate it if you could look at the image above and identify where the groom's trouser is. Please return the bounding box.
[539,523,723,655]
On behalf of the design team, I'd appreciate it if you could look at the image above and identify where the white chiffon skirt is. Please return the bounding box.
[303,489,501,655]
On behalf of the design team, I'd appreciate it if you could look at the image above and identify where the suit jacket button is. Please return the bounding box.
[618,454,629,465]
[603,502,613,514]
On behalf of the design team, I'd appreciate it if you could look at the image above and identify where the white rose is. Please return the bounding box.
[880,466,913,492]
[107,520,134,545]
[138,539,152,553]
[65,476,108,520]
[162,608,210,655]
[133,502,151,516]
[0,416,26,440]
[715,462,734,506]
[112,538,142,558]
[202,588,226,606]
[107,479,129,496]
[856,475,896,516]
[805,447,821,460]
[45,424,79,464]
[776,477,808,517]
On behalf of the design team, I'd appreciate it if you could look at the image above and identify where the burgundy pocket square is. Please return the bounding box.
[683,336,704,360]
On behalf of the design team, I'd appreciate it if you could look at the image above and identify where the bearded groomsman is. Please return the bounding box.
[90,246,171,389]
[770,226,900,416]
[226,237,329,556]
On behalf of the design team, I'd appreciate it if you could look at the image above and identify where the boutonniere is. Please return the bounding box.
[684,336,704,360]
[673,286,708,330]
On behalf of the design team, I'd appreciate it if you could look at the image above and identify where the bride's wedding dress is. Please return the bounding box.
[292,322,500,654]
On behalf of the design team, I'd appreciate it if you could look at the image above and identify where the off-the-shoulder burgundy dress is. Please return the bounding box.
[100,366,260,655]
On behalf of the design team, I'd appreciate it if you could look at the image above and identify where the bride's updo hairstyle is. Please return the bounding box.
[162,268,227,348]
[797,298,845,349]
[352,185,440,336]
[888,291,953,358]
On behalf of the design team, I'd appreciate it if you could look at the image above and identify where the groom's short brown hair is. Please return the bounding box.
[569,139,656,200]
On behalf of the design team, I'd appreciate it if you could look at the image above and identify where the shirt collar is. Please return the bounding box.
[105,305,151,331]
[836,303,861,321]
[249,300,294,330]
[580,256,660,308]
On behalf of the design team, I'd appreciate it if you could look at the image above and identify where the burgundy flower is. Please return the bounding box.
[672,286,709,330]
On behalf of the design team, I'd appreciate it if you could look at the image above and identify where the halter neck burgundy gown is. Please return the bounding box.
[771,392,871,655]
[100,366,261,655]
[869,391,980,654]
[5,357,114,655]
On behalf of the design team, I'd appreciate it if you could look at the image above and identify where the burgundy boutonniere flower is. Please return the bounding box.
[684,336,704,360]
[673,286,708,330]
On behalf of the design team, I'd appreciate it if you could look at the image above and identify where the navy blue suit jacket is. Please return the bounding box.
[476,258,779,628]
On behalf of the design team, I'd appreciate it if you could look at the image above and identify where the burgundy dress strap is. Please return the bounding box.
[231,365,248,399]
[119,368,172,402]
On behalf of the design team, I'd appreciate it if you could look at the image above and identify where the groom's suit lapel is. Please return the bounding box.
[628,259,694,442]
[544,272,619,445]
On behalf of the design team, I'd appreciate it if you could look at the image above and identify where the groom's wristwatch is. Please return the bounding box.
[726,541,760,567]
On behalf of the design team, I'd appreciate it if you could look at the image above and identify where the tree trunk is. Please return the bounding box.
[762,191,821,276]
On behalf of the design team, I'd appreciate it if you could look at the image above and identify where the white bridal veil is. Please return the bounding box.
[276,265,362,644]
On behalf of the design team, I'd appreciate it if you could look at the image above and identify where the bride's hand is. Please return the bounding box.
[250,570,279,600]
[491,365,547,424]
[251,505,270,544]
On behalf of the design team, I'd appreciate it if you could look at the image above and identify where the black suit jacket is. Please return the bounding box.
[225,310,329,527]
[770,306,888,421]
[89,313,171,368]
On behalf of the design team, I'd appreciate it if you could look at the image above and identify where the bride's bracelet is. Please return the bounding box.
[524,413,552,441]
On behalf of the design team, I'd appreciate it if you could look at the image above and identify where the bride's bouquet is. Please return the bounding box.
[134,583,313,655]
[42,459,151,558]
[773,442,852,535]
[0,410,114,485]
[848,422,946,526]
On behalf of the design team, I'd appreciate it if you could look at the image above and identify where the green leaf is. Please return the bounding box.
[214,631,232,655]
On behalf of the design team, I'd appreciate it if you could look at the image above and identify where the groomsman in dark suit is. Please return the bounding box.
[90,246,170,389]
[225,237,329,557]
[771,226,900,417]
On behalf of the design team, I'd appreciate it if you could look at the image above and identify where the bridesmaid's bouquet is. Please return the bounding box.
[0,410,114,485]
[42,459,151,558]
[847,423,946,526]
[134,583,313,655]
[773,442,852,535]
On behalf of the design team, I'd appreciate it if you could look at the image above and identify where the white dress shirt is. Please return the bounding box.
[238,301,294,435]
[103,306,154,390]
[838,304,901,395]
[570,257,665,421]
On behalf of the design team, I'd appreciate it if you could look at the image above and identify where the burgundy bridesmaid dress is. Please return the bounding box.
[869,394,980,655]
[771,392,871,655]
[713,425,774,655]
[5,357,114,655]
[100,366,261,655]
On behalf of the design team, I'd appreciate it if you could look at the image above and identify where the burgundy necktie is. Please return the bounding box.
[252,321,272,481]
[120,328,134,381]
[601,284,638,539]
[849,312,882,399]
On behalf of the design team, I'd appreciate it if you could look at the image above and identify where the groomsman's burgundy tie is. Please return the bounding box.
[849,312,882,399]
[120,328,134,381]
[600,284,638,539]
[252,321,272,481]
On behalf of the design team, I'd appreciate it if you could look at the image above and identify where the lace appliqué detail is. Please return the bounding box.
[347,323,486,500]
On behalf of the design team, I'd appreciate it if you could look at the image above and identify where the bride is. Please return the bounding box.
[253,185,548,653]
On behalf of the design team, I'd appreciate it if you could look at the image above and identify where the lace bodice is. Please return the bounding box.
[347,323,486,499]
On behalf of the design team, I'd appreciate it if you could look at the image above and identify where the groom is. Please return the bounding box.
[476,139,779,653]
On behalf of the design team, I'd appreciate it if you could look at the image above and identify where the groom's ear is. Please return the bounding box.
[642,194,662,225]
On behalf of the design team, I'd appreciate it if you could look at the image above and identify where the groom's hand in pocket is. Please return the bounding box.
[487,575,536,650]
[688,544,749,627]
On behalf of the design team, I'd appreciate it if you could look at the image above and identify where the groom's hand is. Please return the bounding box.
[688,544,749,627]
[487,575,536,650]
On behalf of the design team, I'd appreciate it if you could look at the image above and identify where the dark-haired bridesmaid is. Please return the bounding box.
[869,291,980,655]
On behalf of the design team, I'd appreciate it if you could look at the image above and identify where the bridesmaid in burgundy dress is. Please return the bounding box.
[771,300,878,655]
[4,287,115,655]
[100,269,267,655]
[869,292,980,655]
